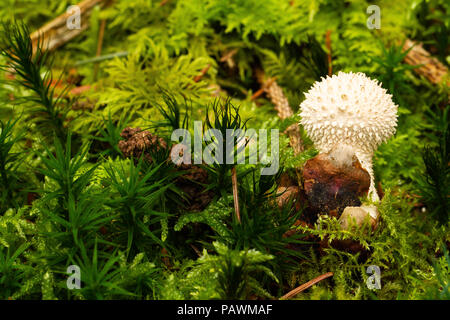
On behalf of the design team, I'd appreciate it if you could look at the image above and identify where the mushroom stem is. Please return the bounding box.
[355,151,379,202]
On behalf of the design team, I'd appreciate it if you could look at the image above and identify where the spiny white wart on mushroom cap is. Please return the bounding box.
[299,72,398,201]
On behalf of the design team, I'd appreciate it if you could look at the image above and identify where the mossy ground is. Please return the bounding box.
[0,0,448,300]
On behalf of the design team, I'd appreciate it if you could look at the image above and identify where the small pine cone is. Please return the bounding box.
[120,127,142,140]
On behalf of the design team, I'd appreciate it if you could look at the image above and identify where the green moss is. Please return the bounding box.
[0,0,448,300]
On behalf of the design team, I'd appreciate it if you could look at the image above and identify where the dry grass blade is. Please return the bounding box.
[93,19,107,81]
[325,30,332,76]
[194,64,211,82]
[280,272,334,300]
[231,166,241,223]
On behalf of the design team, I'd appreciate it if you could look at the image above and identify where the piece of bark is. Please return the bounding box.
[275,173,307,211]
[30,0,107,52]
[403,39,448,86]
[276,186,302,211]
[303,146,370,218]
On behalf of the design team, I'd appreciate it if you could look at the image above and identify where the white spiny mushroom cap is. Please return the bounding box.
[299,72,398,201]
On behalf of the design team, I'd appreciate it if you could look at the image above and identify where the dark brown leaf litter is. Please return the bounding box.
[175,163,214,212]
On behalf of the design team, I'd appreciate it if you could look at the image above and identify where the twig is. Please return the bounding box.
[159,0,170,6]
[194,64,211,82]
[250,77,276,101]
[30,0,106,52]
[70,84,93,96]
[325,30,332,76]
[161,248,171,268]
[220,49,238,62]
[190,244,202,257]
[280,272,333,300]
[75,51,128,65]
[231,166,241,223]
[93,19,106,81]
[220,48,238,68]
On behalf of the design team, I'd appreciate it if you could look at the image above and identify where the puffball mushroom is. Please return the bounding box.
[299,72,398,201]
